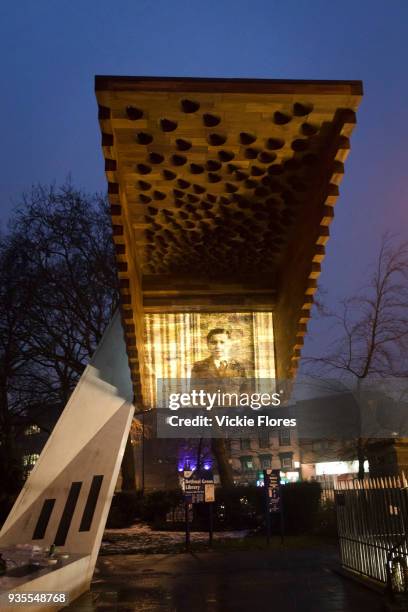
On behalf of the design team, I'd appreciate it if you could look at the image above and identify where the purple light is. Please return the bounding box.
[204,464,211,470]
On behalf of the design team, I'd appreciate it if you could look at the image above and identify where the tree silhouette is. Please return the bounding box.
[303,235,408,477]
[0,181,120,516]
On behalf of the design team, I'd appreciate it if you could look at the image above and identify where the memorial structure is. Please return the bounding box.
[0,76,362,608]
[95,75,362,396]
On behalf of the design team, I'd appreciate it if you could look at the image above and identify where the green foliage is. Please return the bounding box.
[106,483,325,534]
[281,481,322,534]
[106,491,143,528]
[211,481,322,534]
[215,485,263,529]
[106,489,183,528]
[140,489,183,525]
[315,499,337,536]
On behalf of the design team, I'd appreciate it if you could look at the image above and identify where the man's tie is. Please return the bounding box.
[218,361,228,374]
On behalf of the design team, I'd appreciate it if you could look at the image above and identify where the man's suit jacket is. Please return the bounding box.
[191,357,245,380]
[190,357,247,400]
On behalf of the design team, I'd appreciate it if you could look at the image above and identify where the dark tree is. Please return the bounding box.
[303,235,408,477]
[0,230,33,518]
[0,182,129,515]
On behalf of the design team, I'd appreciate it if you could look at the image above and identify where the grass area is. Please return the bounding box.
[101,531,338,556]
[193,533,338,553]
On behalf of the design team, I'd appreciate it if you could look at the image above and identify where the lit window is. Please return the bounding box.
[280,452,293,469]
[240,456,253,472]
[25,425,41,436]
[260,454,272,468]
[23,454,40,468]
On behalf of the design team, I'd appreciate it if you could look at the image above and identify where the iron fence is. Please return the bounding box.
[335,475,408,592]
[316,474,336,503]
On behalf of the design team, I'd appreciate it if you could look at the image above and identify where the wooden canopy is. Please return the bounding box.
[95,76,362,404]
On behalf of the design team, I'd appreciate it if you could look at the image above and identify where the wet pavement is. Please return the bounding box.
[67,546,385,611]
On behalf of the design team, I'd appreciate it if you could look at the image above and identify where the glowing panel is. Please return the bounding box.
[144,312,275,407]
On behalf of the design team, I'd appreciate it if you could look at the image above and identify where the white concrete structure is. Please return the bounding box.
[0,311,134,609]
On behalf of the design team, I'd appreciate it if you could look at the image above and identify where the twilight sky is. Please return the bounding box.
[1,1,407,355]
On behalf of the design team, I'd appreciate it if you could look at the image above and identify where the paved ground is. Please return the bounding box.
[67,546,386,611]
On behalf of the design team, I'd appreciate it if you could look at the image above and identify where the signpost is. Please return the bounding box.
[184,498,191,550]
[263,469,284,545]
[182,469,215,549]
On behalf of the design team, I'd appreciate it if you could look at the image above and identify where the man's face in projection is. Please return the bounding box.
[207,333,230,361]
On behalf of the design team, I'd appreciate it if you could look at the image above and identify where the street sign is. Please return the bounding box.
[263,468,284,545]
[184,474,204,503]
[183,469,214,504]
[204,483,215,502]
[264,468,281,513]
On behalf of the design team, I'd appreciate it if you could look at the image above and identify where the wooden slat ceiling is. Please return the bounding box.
[95,76,362,403]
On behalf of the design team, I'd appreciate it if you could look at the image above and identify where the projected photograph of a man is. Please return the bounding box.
[190,328,247,403]
[191,328,246,380]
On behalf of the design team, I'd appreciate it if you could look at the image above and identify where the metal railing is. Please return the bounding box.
[316,474,335,503]
[335,475,408,593]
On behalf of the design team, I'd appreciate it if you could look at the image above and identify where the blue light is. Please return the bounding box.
[204,464,211,470]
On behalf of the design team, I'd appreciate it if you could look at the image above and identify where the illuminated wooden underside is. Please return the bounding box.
[95,76,362,403]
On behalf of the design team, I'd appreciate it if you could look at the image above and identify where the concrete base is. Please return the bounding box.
[0,546,91,610]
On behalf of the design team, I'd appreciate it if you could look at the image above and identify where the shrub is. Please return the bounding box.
[106,489,184,529]
[140,489,183,525]
[281,481,322,534]
[214,485,263,529]
[210,481,322,534]
[106,482,323,533]
[315,499,337,536]
[106,490,143,528]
